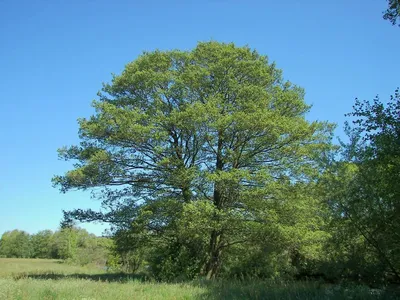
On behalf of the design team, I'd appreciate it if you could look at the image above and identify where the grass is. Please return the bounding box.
[0,258,398,299]
[0,258,104,278]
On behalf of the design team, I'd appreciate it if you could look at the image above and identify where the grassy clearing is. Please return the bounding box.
[0,258,105,278]
[0,258,398,299]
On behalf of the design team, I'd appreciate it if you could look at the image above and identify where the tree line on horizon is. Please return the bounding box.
[0,227,111,266]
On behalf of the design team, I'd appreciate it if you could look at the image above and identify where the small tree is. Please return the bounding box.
[31,230,53,258]
[51,227,78,260]
[0,230,31,258]
[325,89,400,283]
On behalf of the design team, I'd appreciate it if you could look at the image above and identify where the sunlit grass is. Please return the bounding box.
[0,258,398,299]
[0,279,206,300]
[0,258,105,278]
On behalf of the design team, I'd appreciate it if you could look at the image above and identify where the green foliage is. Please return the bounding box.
[31,230,53,258]
[51,228,78,260]
[320,88,400,284]
[105,239,144,273]
[0,230,31,258]
[0,227,112,267]
[53,41,335,280]
[383,0,400,26]
[49,41,400,286]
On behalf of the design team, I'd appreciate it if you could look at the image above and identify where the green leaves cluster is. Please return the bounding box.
[0,230,31,258]
[54,41,335,280]
[0,227,111,267]
[321,89,400,284]
[52,42,400,284]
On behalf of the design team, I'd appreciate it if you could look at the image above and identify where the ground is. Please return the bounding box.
[0,258,397,299]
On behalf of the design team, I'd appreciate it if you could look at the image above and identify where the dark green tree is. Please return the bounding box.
[0,230,31,258]
[323,89,400,283]
[31,230,54,258]
[51,227,79,260]
[383,0,400,26]
[53,42,334,279]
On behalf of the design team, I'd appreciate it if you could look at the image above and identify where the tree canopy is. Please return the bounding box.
[52,43,400,284]
[314,88,400,285]
[0,227,111,266]
[54,42,335,279]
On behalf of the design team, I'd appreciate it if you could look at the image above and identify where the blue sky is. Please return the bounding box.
[0,0,398,236]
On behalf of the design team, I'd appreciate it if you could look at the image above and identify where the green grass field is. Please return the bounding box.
[0,258,398,299]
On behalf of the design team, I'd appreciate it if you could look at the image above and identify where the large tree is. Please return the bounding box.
[54,42,334,279]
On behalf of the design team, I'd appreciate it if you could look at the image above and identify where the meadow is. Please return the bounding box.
[0,258,398,300]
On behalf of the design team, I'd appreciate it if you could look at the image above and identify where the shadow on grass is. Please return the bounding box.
[14,272,148,283]
[12,272,400,299]
[189,280,400,300]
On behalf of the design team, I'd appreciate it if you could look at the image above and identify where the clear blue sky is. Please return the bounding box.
[0,0,398,236]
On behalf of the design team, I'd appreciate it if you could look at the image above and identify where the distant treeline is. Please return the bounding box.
[0,227,111,266]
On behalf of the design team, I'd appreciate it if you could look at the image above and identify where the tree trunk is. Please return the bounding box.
[205,230,222,279]
[204,131,224,279]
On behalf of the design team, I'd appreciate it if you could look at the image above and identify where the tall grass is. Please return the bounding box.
[0,258,105,278]
[0,258,398,299]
